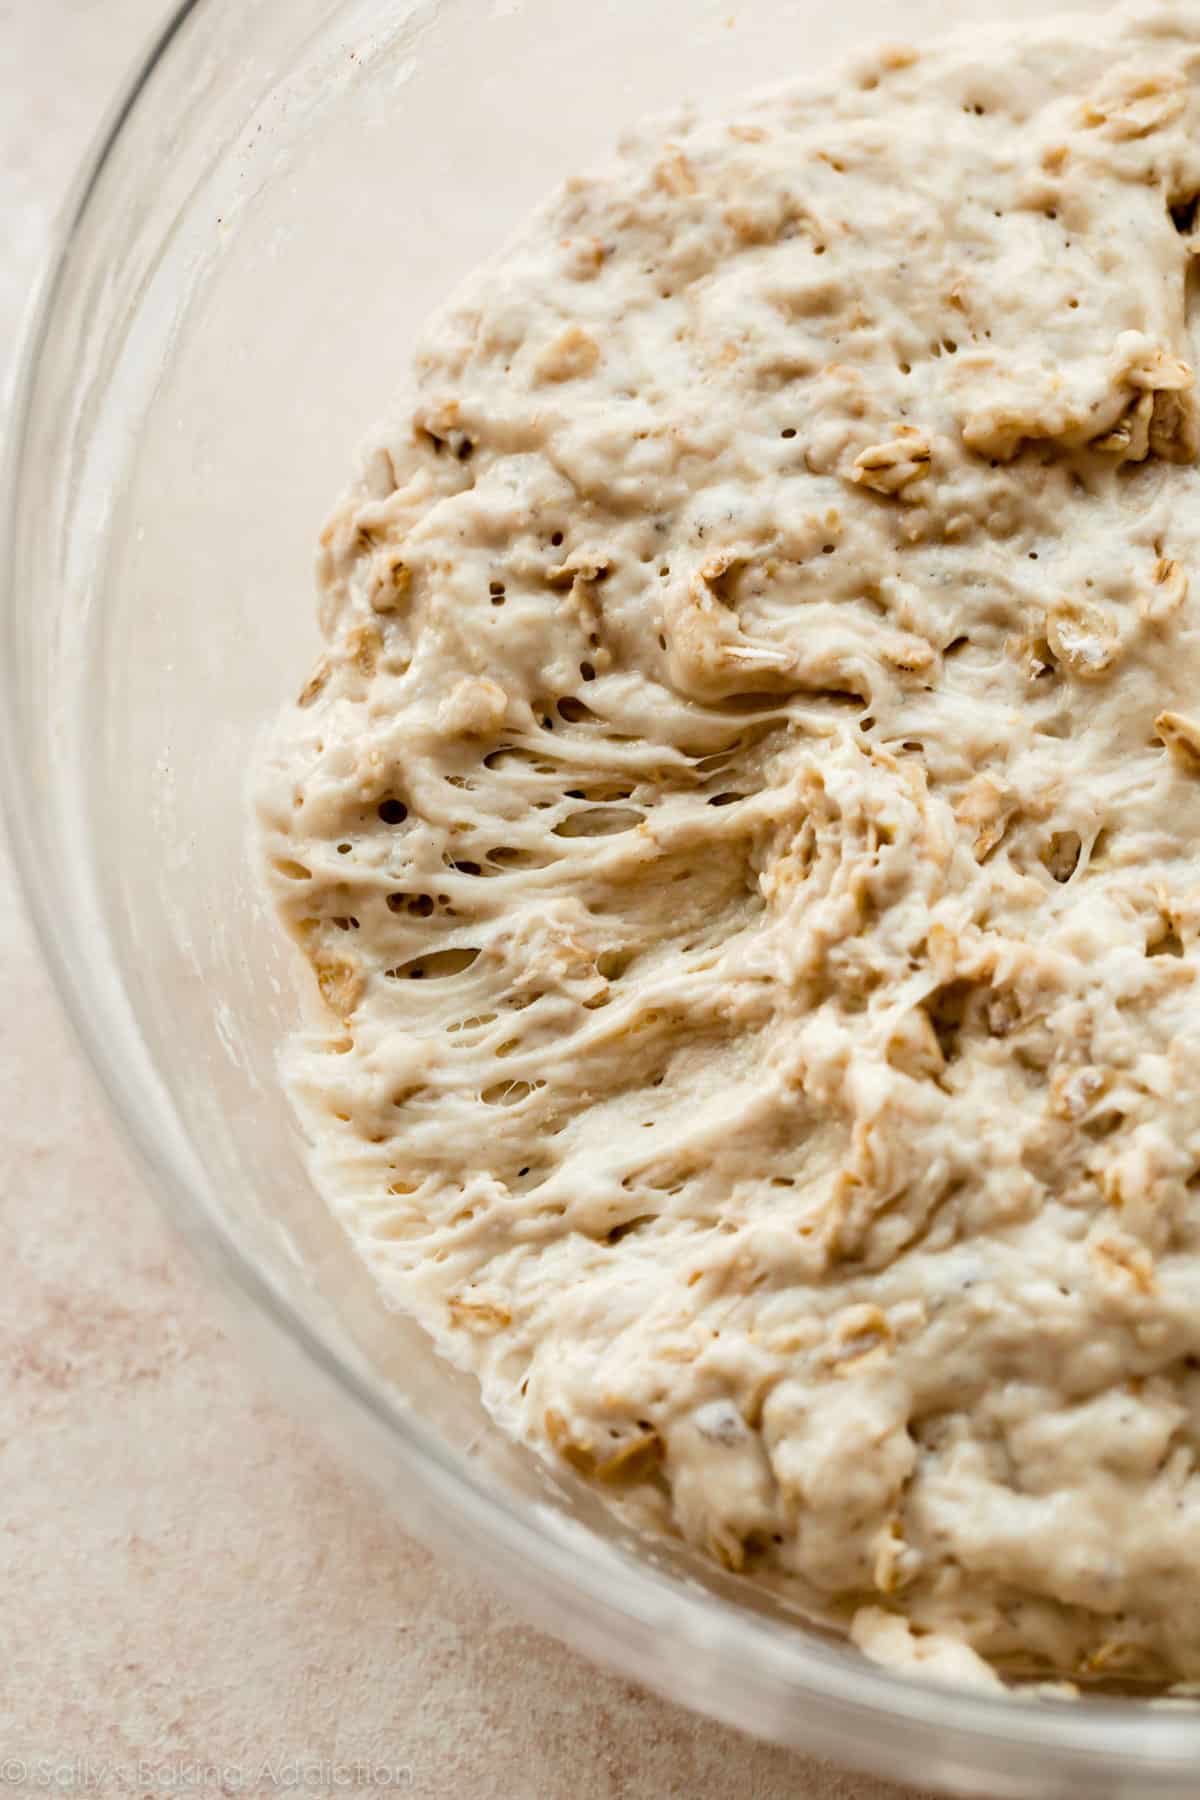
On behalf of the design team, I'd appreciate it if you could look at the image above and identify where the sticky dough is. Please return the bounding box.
[258,2,1200,1686]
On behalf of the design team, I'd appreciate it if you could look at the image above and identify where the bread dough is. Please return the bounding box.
[257,1,1200,1685]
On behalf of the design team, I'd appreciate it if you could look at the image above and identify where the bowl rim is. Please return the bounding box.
[6,1,1200,1788]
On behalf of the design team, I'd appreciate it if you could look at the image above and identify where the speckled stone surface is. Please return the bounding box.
[0,4,945,1794]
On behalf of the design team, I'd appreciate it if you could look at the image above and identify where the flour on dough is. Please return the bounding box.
[257,1,1200,1685]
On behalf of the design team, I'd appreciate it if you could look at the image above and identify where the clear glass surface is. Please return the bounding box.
[4,1,1198,1792]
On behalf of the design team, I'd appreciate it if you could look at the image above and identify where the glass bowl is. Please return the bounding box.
[3,0,1197,1791]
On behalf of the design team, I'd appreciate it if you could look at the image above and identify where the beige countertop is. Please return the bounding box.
[0,4,944,1794]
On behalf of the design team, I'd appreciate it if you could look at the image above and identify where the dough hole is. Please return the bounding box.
[386,948,481,980]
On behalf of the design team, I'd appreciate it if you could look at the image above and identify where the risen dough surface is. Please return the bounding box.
[258,3,1200,1684]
